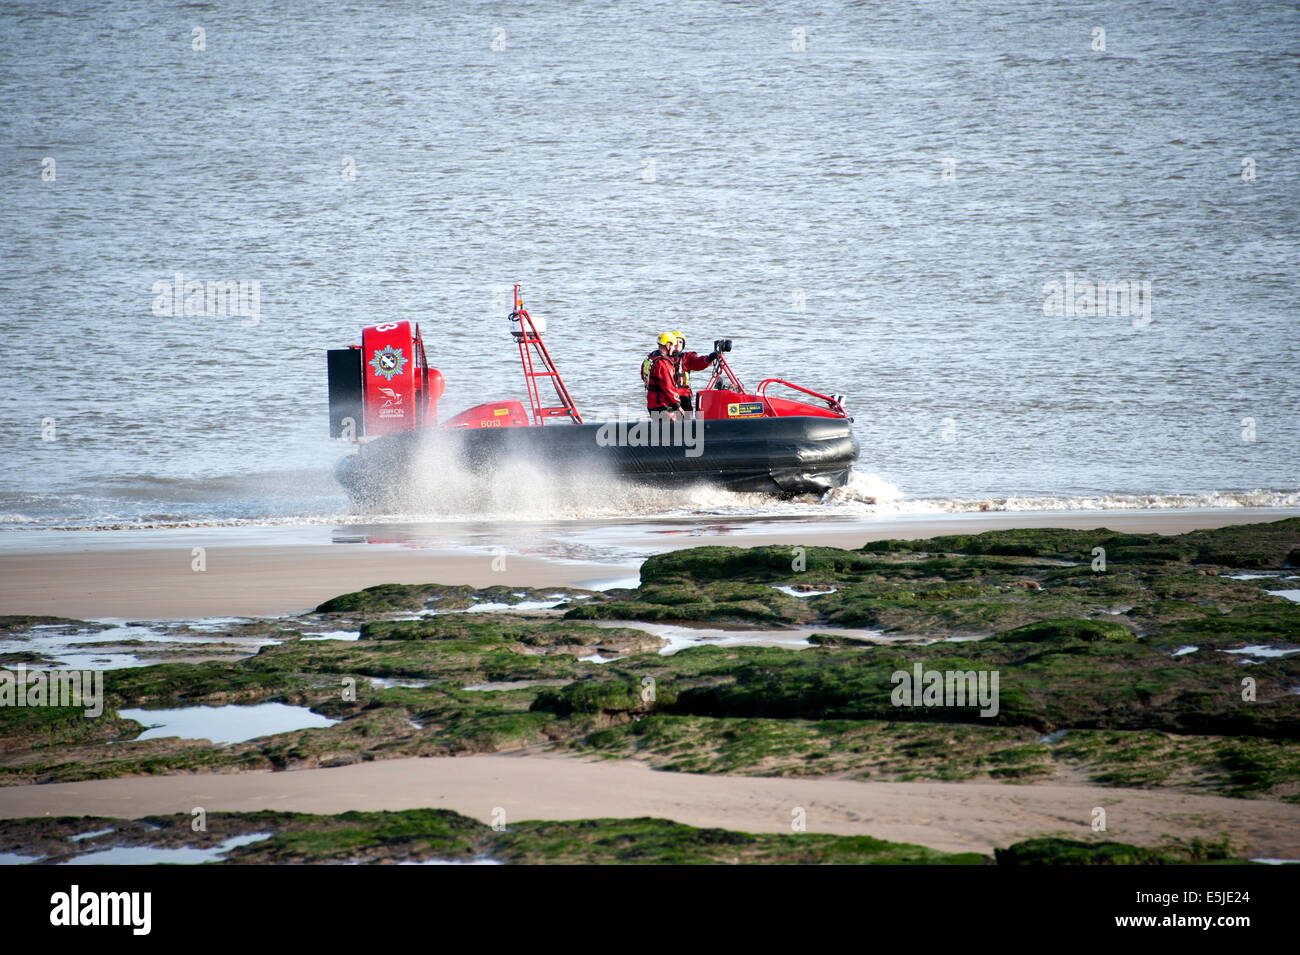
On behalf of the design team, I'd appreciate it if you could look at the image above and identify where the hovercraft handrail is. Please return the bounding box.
[509,284,583,426]
[701,353,747,393]
[756,378,847,415]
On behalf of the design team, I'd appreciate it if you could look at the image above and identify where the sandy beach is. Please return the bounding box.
[1,751,1295,858]
[2,509,1295,620]
[0,545,602,620]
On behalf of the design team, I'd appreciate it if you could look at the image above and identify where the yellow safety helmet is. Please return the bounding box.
[657,332,676,346]
[673,330,685,343]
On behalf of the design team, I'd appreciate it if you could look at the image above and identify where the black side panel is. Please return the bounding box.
[327,349,363,438]
[336,415,859,507]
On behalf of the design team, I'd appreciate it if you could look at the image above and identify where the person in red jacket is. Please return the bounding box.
[645,332,683,415]
[670,332,719,417]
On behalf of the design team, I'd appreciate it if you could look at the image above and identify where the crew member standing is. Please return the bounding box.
[670,331,720,417]
[644,332,685,416]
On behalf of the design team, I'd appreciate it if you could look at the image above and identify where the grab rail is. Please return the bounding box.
[755,378,846,415]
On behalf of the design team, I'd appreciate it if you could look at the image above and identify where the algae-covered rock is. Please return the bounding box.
[806,633,878,648]
[105,662,301,708]
[0,809,995,865]
[317,583,598,614]
[531,678,676,717]
[860,518,1300,570]
[991,619,1137,644]
[316,583,468,613]
[994,836,1236,865]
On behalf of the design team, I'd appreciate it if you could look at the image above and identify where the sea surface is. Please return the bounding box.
[1,0,1297,529]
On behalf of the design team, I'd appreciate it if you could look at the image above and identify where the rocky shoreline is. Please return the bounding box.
[0,810,1247,866]
[1,518,1297,862]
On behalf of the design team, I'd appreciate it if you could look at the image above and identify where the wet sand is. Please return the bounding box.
[0,545,600,619]
[2,509,1295,620]
[1,752,1295,858]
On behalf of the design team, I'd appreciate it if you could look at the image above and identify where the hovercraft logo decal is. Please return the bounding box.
[369,345,407,381]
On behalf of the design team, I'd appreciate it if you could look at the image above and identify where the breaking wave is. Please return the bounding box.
[824,474,1300,515]
[0,460,1296,530]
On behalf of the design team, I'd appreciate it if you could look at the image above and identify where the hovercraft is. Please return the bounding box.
[327,286,858,507]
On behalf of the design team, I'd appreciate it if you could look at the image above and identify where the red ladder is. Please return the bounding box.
[510,285,583,426]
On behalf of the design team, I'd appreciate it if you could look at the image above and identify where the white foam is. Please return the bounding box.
[824,487,1300,516]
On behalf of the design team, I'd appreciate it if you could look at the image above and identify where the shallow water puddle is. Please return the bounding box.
[1171,646,1199,656]
[463,600,567,612]
[1220,645,1300,659]
[301,630,360,641]
[1,619,280,670]
[118,702,338,744]
[578,652,622,664]
[179,617,255,632]
[1267,589,1300,603]
[0,852,40,866]
[583,575,642,591]
[591,619,886,655]
[397,857,502,865]
[770,585,838,598]
[61,833,272,865]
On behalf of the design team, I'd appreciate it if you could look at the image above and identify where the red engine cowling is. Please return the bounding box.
[443,400,530,429]
[360,321,437,435]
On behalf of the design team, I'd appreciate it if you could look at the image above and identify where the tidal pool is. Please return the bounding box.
[61,833,272,865]
[118,702,338,745]
[1220,645,1300,659]
[301,630,360,641]
[592,619,888,655]
[770,585,838,598]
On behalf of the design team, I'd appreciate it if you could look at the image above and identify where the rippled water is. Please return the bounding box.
[1,0,1296,528]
